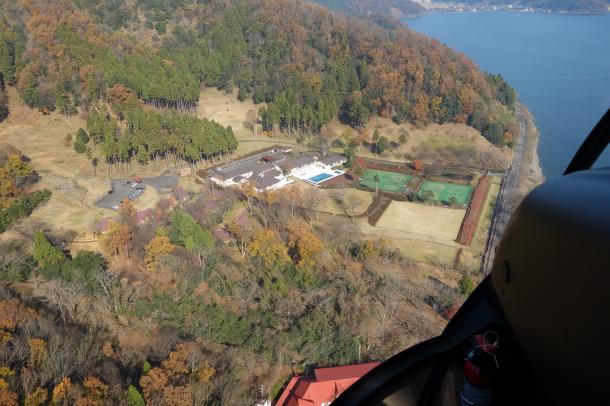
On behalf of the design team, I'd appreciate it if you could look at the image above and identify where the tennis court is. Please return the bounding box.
[416,180,473,206]
[359,169,412,193]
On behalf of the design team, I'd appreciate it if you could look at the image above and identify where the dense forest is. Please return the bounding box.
[0,0,516,147]
[438,0,610,12]
[311,0,425,17]
[0,183,456,404]
[85,87,238,173]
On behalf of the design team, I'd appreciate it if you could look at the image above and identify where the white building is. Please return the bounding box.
[280,156,323,177]
[210,162,276,188]
[320,154,347,167]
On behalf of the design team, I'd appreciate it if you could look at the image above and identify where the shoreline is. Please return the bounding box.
[514,102,545,203]
[413,5,610,16]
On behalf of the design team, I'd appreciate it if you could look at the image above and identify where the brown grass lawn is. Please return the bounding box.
[317,187,373,216]
[198,87,264,138]
[357,219,460,267]
[0,88,110,241]
[197,88,307,158]
[375,201,466,242]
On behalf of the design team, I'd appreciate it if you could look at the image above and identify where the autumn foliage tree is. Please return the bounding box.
[102,221,133,258]
[24,387,47,406]
[287,220,324,272]
[144,235,175,272]
[248,229,290,270]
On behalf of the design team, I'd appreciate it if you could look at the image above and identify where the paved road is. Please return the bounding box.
[482,105,528,274]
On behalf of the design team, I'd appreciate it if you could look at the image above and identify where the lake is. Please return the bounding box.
[404,12,610,178]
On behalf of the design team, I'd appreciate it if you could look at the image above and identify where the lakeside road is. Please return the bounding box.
[482,103,531,274]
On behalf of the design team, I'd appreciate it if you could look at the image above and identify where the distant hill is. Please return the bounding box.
[311,0,426,16]
[0,0,516,143]
[438,0,609,12]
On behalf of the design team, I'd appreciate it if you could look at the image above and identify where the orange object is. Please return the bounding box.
[276,362,380,406]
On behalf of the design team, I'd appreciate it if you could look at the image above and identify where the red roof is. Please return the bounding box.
[276,362,380,406]
[313,363,379,382]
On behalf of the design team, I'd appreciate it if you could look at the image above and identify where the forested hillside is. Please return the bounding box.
[0,0,516,148]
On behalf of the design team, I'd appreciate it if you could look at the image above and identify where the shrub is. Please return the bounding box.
[76,128,90,144]
[0,190,51,233]
[155,21,167,35]
[74,139,87,153]
[126,385,145,406]
[331,139,344,148]
[32,231,66,269]
[482,122,504,146]
[459,274,475,297]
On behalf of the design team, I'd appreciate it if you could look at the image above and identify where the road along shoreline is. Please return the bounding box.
[482,102,544,273]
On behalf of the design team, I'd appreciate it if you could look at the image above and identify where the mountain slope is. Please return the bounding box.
[0,0,516,148]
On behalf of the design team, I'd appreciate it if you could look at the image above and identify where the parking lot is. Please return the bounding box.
[95,175,179,209]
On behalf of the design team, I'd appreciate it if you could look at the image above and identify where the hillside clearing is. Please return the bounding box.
[375,201,465,242]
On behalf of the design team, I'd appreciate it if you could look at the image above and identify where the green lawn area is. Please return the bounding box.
[416,180,473,206]
[359,169,412,193]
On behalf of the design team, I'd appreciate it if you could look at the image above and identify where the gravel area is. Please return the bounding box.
[95,175,178,209]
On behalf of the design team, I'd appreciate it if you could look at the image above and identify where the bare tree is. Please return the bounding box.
[42,281,84,322]
[344,193,365,221]
[243,109,258,136]
[282,185,302,219]
[324,217,358,257]
[302,187,321,225]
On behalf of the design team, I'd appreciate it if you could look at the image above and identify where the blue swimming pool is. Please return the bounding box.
[308,172,334,184]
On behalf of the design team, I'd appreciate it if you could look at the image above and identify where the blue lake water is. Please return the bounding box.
[404,12,610,178]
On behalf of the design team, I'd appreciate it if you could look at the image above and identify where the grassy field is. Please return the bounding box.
[416,181,473,207]
[375,201,466,242]
[356,218,459,266]
[318,188,373,216]
[0,89,178,249]
[197,88,307,161]
[359,169,412,193]
[0,88,109,239]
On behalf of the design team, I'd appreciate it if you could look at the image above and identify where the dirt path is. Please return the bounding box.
[358,195,391,224]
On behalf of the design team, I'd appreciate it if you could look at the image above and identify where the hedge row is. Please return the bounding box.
[456,176,491,246]
[0,189,52,233]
